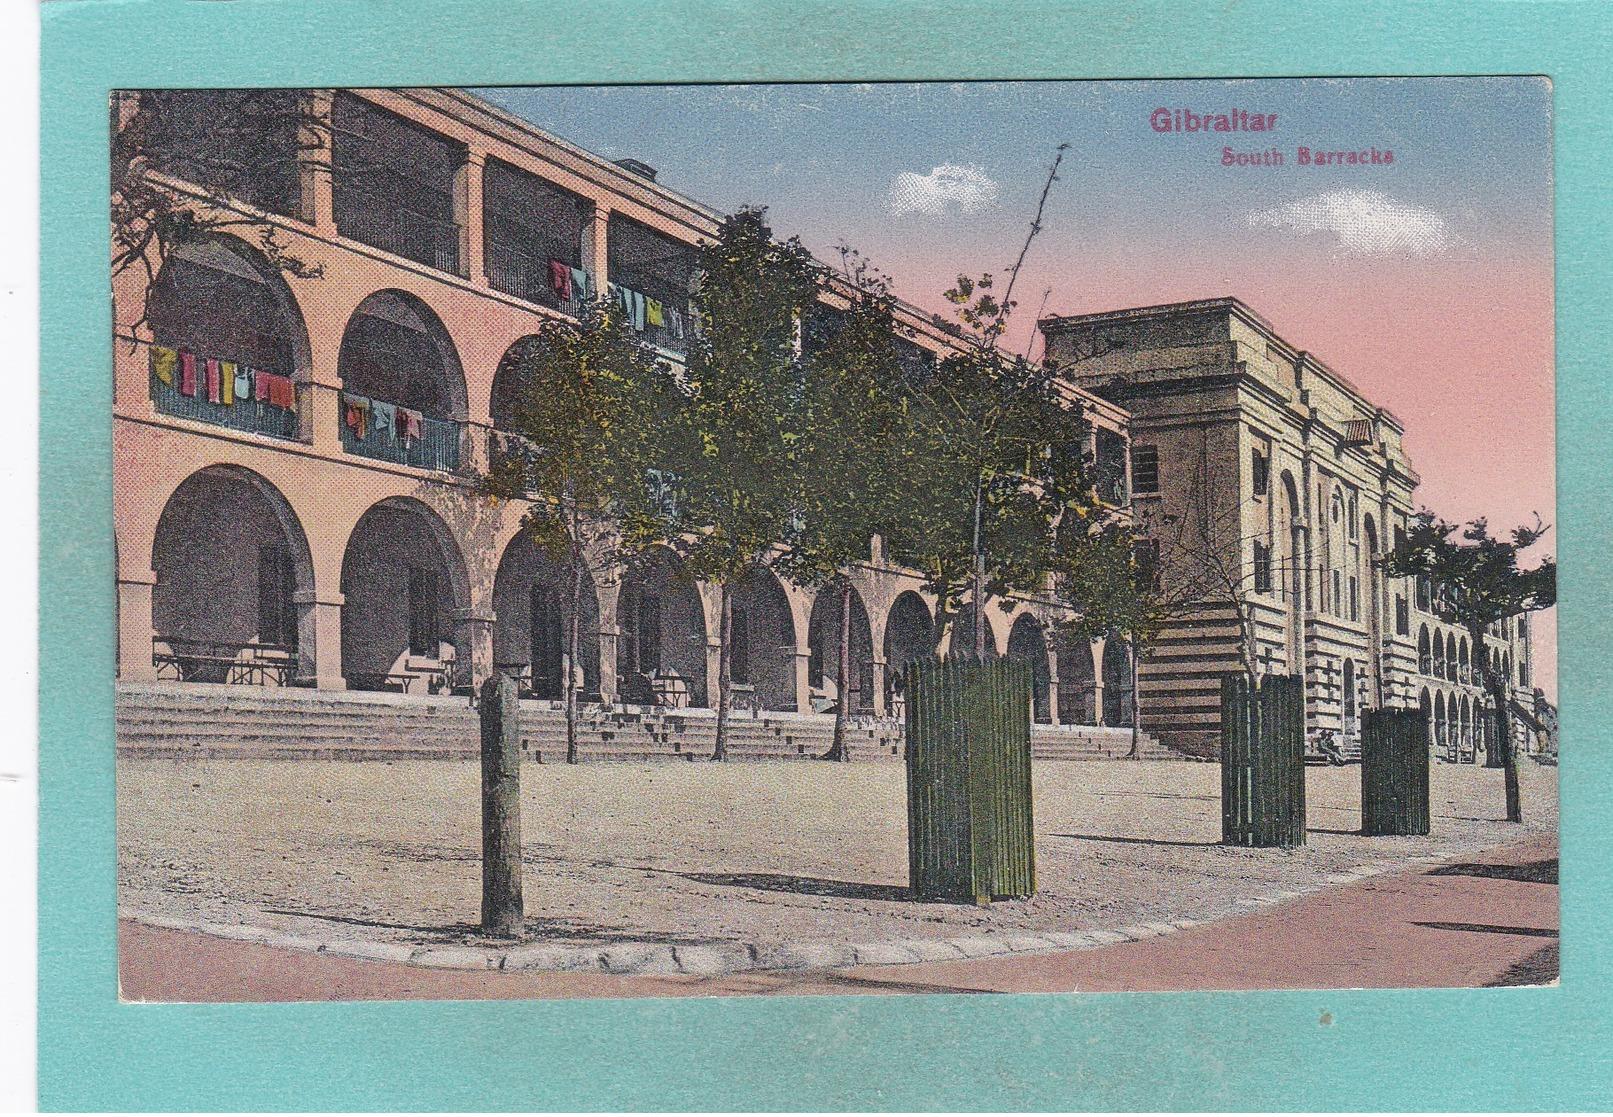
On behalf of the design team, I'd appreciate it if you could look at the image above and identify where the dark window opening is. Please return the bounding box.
[483,157,590,310]
[1253,541,1272,594]
[338,310,452,417]
[1131,444,1160,495]
[333,92,465,275]
[729,603,750,685]
[1096,429,1129,505]
[530,583,563,699]
[1349,575,1359,622]
[1396,595,1409,636]
[607,213,695,351]
[635,592,663,674]
[1251,448,1269,497]
[1134,538,1162,591]
[138,89,303,218]
[256,544,298,648]
[407,565,443,657]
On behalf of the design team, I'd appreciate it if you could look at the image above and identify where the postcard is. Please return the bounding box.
[109,76,1558,1005]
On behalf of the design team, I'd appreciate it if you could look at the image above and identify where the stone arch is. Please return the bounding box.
[883,590,934,711]
[1459,693,1472,754]
[490,332,545,432]
[1056,629,1098,725]
[808,578,875,714]
[339,496,471,692]
[1433,629,1448,679]
[1102,635,1134,727]
[1419,625,1432,675]
[950,606,1002,661]
[1006,613,1053,723]
[150,464,317,684]
[730,564,800,712]
[618,546,708,707]
[338,289,469,419]
[1445,631,1458,683]
[491,532,601,700]
[148,233,313,380]
[1434,690,1448,755]
[1458,635,1470,685]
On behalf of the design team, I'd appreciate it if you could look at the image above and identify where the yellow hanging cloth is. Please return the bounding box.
[220,361,237,405]
[150,345,177,386]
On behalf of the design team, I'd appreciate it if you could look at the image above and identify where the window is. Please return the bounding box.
[1348,493,1359,539]
[1096,429,1129,505]
[636,592,663,674]
[1349,575,1359,622]
[1416,575,1432,613]
[1251,448,1269,497]
[1419,627,1432,674]
[1253,541,1272,594]
[1396,595,1409,636]
[1133,539,1162,591]
[1131,444,1160,495]
[1332,571,1341,616]
[407,566,442,657]
[529,584,563,699]
[256,544,297,648]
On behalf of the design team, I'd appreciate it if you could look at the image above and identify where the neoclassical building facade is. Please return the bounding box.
[1040,298,1538,757]
[112,87,1139,730]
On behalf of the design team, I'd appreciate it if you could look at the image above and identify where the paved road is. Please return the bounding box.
[119,834,1557,1001]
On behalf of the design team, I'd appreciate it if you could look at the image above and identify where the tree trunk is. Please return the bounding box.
[972,482,987,661]
[823,580,852,761]
[1128,639,1141,759]
[1478,627,1522,822]
[711,582,732,762]
[564,539,584,765]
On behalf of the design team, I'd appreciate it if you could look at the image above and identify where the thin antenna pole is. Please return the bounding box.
[1023,288,1052,360]
[992,142,1070,342]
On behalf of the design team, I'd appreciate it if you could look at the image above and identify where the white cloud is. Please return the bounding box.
[1247,189,1454,257]
[886,163,999,218]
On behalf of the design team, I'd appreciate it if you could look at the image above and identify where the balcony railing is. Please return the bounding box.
[340,393,461,471]
[484,238,586,317]
[151,365,302,441]
[337,188,463,276]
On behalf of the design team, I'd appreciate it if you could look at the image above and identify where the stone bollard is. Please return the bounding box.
[480,673,524,937]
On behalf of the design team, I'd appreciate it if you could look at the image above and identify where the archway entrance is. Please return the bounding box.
[883,591,934,716]
[618,548,707,708]
[1006,614,1053,723]
[730,566,798,712]
[491,533,600,700]
[1102,637,1134,727]
[151,466,314,685]
[808,579,874,714]
[340,499,467,693]
[338,290,467,469]
[1056,629,1097,725]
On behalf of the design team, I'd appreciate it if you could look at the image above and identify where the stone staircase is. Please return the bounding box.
[114,683,1180,763]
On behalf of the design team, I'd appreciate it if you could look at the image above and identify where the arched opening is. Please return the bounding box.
[151,465,315,685]
[1433,630,1447,679]
[491,532,600,701]
[1006,613,1053,724]
[490,333,543,434]
[1459,694,1472,756]
[1458,636,1470,685]
[950,606,1001,660]
[1434,691,1448,758]
[1445,632,1458,683]
[340,498,468,693]
[1503,652,1513,687]
[808,579,875,714]
[146,236,310,440]
[1420,686,1433,749]
[618,548,708,707]
[1056,629,1097,725]
[730,565,798,712]
[1363,515,1381,701]
[1419,626,1432,676]
[883,591,934,715]
[1102,636,1134,728]
[337,290,467,469]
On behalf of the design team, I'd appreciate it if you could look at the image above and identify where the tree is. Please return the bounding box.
[662,208,822,761]
[1377,513,1556,823]
[113,89,325,326]
[781,251,914,760]
[485,299,680,762]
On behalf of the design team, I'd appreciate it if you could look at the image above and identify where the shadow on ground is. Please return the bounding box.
[1050,833,1219,849]
[262,908,737,947]
[673,872,912,902]
[1427,858,1557,884]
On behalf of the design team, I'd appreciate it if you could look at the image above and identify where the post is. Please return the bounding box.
[480,673,524,936]
[1361,707,1431,836]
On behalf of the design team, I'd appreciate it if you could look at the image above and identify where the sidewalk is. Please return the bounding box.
[119,833,1557,1001]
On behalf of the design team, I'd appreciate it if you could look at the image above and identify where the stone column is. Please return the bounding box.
[597,625,620,704]
[453,608,496,692]
[1091,636,1107,727]
[1046,640,1062,725]
[299,90,336,234]
[295,591,345,690]
[704,635,723,709]
[117,573,158,683]
[870,656,887,718]
[584,207,610,291]
[794,646,813,714]
[459,150,487,286]
[307,381,345,454]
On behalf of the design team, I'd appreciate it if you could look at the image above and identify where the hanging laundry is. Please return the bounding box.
[549,259,572,301]
[268,373,297,412]
[401,407,423,443]
[220,361,236,405]
[205,358,223,404]
[371,399,397,440]
[569,266,590,303]
[233,365,253,404]
[150,345,177,386]
[610,282,631,322]
[669,308,685,341]
[646,298,665,328]
[631,289,647,332]
[179,351,197,397]
[344,394,370,440]
[254,368,271,402]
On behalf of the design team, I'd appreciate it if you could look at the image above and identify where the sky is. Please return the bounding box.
[474,78,1556,697]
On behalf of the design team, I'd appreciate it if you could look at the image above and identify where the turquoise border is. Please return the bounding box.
[40,0,1612,1109]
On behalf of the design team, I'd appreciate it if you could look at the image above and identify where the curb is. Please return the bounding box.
[121,851,1458,978]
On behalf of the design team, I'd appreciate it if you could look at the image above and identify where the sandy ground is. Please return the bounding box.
[117,757,1557,951]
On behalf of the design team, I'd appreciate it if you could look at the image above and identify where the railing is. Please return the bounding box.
[341,394,461,471]
[336,189,463,276]
[484,238,586,317]
[153,637,296,687]
[151,371,301,441]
